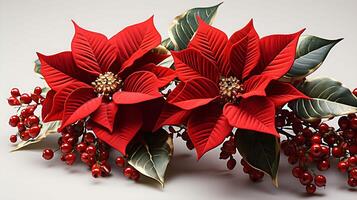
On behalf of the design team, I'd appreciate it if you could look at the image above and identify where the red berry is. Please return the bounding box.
[99,150,109,161]
[332,147,344,158]
[29,125,41,138]
[80,152,90,163]
[130,169,140,181]
[350,145,357,155]
[249,170,264,182]
[320,146,329,157]
[219,151,230,160]
[353,88,357,97]
[292,166,303,178]
[20,131,30,141]
[115,156,125,168]
[9,115,20,127]
[227,158,236,170]
[91,164,101,178]
[9,135,17,143]
[20,93,32,104]
[338,116,350,130]
[348,156,357,167]
[123,167,134,178]
[310,144,322,157]
[318,123,329,134]
[337,161,349,173]
[347,177,357,187]
[60,143,72,154]
[75,142,87,153]
[314,175,326,187]
[350,168,357,179]
[86,145,96,156]
[317,160,330,171]
[65,153,76,165]
[300,172,313,185]
[100,162,112,177]
[311,135,321,144]
[33,86,42,95]
[27,115,39,126]
[351,117,357,130]
[84,133,95,143]
[302,128,313,138]
[186,140,194,150]
[11,88,20,97]
[42,149,54,160]
[306,184,316,194]
[8,96,20,106]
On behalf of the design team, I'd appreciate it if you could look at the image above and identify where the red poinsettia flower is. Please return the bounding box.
[155,18,308,159]
[39,17,175,154]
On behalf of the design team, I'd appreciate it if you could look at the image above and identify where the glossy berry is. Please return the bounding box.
[8,96,20,106]
[249,171,264,182]
[353,88,357,97]
[91,164,101,178]
[310,144,322,157]
[351,117,357,129]
[300,172,313,185]
[86,145,96,156]
[338,116,350,130]
[350,168,357,179]
[115,156,126,168]
[130,169,140,181]
[292,166,303,178]
[332,147,343,158]
[10,88,20,97]
[347,177,357,187]
[317,160,330,171]
[348,156,357,167]
[337,161,349,173]
[9,115,20,127]
[100,162,112,177]
[64,153,76,165]
[314,175,326,187]
[306,184,316,194]
[20,131,30,141]
[20,93,32,104]
[123,167,134,178]
[75,142,87,153]
[227,158,236,170]
[42,149,54,160]
[311,135,321,144]
[84,133,95,143]
[29,125,41,138]
[60,143,72,154]
[27,115,39,126]
[33,86,42,95]
[318,123,329,134]
[9,135,17,143]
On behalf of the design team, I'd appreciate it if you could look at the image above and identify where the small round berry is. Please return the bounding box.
[20,93,32,104]
[306,184,316,194]
[350,117,357,130]
[65,153,76,165]
[29,125,41,138]
[60,143,72,154]
[10,88,20,97]
[33,86,42,95]
[350,168,357,179]
[318,123,329,134]
[7,96,20,106]
[347,177,357,187]
[338,116,350,130]
[9,135,17,143]
[292,166,303,178]
[123,167,134,178]
[302,128,313,138]
[314,175,326,187]
[130,169,140,181]
[219,151,230,160]
[91,164,101,178]
[310,144,322,157]
[353,88,357,97]
[337,161,349,173]
[317,160,330,171]
[20,131,30,141]
[349,145,357,155]
[320,146,330,157]
[115,156,126,168]
[348,156,357,167]
[42,149,54,160]
[86,145,96,156]
[332,147,344,158]
[227,158,236,170]
[186,140,194,150]
[80,152,90,163]
[99,150,109,161]
[9,115,20,127]
[84,132,95,143]
[100,162,112,177]
[249,170,264,182]
[311,135,322,144]
[75,142,87,153]
[27,115,39,126]
[300,172,313,185]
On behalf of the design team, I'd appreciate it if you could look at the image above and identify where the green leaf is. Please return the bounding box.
[283,36,342,81]
[161,38,175,51]
[236,129,280,187]
[11,121,60,152]
[127,129,173,186]
[34,59,43,77]
[290,77,357,121]
[168,2,222,50]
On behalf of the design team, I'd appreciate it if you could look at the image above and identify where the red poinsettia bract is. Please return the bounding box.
[155,18,308,159]
[38,17,175,154]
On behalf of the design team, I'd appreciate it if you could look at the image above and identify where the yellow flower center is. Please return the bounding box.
[92,72,122,96]
[219,76,244,103]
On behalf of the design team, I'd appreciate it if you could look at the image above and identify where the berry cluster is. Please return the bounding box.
[115,156,140,181]
[7,87,43,143]
[168,126,194,150]
[278,108,357,194]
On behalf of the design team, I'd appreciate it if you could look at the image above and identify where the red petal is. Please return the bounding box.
[91,101,118,132]
[229,20,260,79]
[41,90,56,121]
[223,97,279,137]
[169,77,219,110]
[92,105,143,154]
[188,18,231,75]
[266,81,309,107]
[138,63,176,88]
[241,75,271,99]
[140,98,165,131]
[113,71,162,104]
[254,29,304,79]
[188,103,232,159]
[45,82,91,122]
[71,21,118,75]
[60,88,101,130]
[38,52,91,91]
[154,104,192,131]
[172,49,220,83]
[110,16,161,71]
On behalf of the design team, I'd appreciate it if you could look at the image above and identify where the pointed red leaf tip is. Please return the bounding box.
[254,28,305,79]
[171,49,220,83]
[188,104,232,160]
[223,97,279,137]
[109,16,161,71]
[189,16,231,76]
[229,19,260,79]
[71,20,118,75]
[266,81,309,107]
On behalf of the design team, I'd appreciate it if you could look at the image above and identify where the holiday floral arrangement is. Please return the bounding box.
[6,3,357,194]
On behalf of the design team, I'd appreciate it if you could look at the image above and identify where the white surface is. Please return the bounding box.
[1,0,357,199]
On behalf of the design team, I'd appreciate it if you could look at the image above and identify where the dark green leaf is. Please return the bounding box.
[236,129,280,187]
[127,129,173,186]
[284,36,342,81]
[161,38,175,51]
[290,77,357,121]
[168,2,222,50]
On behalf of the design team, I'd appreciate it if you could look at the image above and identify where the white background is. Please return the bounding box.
[1,0,357,199]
